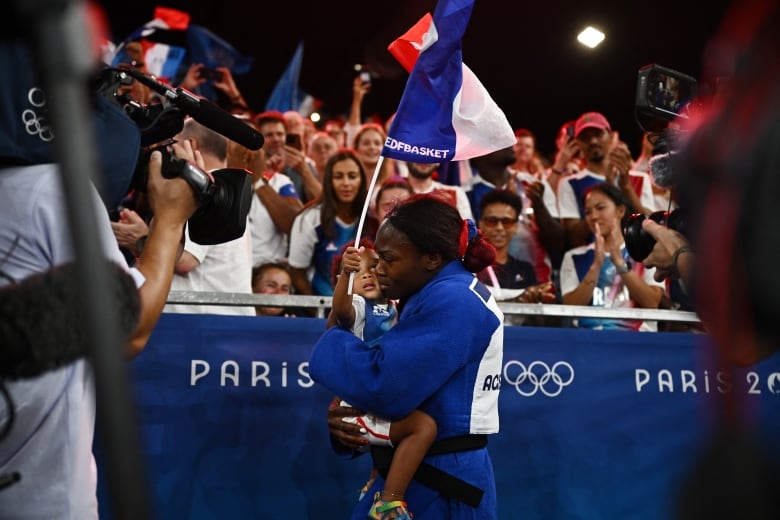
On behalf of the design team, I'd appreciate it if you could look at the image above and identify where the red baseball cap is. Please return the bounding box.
[574,112,611,138]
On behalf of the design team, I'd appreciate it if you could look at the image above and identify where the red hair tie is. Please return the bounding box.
[459,220,469,257]
[458,219,478,257]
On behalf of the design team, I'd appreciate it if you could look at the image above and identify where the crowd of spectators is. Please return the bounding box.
[109,51,694,331]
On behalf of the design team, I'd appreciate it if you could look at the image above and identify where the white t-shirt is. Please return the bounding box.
[559,242,665,331]
[413,180,474,221]
[165,224,254,316]
[287,204,322,271]
[0,164,137,519]
[508,170,560,283]
[248,172,295,267]
[557,169,655,220]
[288,204,359,295]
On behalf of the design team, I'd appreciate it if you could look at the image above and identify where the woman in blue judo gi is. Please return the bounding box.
[309,193,505,519]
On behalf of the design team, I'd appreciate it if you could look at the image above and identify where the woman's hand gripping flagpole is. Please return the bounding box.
[347,156,385,294]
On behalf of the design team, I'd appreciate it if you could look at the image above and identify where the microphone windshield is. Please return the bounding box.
[649,150,677,189]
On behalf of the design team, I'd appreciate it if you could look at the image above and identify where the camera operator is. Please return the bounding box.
[640,2,780,517]
[0,38,201,517]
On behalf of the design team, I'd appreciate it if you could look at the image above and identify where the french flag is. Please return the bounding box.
[112,6,190,82]
[382,0,516,164]
[111,6,252,90]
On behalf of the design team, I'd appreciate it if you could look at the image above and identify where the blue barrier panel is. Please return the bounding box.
[97,314,780,519]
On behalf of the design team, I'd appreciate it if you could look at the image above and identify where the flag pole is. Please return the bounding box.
[348,155,385,294]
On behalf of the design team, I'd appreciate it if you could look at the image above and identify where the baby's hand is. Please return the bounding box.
[340,246,363,274]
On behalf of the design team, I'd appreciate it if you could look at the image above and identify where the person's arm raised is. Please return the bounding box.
[327,246,362,329]
[127,149,199,358]
[563,223,605,306]
[605,225,662,309]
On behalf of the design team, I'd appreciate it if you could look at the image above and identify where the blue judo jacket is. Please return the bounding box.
[310,260,504,519]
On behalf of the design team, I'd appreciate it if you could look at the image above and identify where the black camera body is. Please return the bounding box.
[623,209,686,263]
[160,150,252,245]
[636,64,697,123]
[627,64,696,263]
[130,146,253,245]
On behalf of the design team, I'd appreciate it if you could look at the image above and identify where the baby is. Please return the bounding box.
[328,239,436,520]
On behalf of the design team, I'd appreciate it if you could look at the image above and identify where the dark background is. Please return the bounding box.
[102,0,734,159]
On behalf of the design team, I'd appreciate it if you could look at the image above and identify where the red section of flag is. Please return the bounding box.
[387,13,432,73]
[153,6,191,29]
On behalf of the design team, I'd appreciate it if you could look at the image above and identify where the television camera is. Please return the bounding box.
[624,64,695,262]
[93,66,263,245]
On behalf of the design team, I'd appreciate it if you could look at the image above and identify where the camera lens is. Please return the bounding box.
[623,211,668,262]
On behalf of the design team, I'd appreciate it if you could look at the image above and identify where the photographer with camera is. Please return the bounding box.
[634,3,780,515]
[625,66,700,328]
[626,210,696,332]
[0,28,203,514]
[0,149,200,517]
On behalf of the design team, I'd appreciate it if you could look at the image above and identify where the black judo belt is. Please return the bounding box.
[371,434,487,508]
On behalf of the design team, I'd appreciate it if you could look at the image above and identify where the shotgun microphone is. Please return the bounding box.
[124,69,264,150]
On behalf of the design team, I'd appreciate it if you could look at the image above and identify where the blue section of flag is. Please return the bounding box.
[159,46,187,80]
[110,20,188,81]
[382,0,473,163]
[264,41,309,112]
[187,24,254,101]
[186,24,254,74]
[115,25,148,47]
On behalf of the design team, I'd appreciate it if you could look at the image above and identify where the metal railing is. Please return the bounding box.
[167,291,701,324]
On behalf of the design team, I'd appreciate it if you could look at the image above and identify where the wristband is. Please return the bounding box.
[135,235,148,257]
[615,262,631,275]
[253,171,274,190]
[671,246,694,276]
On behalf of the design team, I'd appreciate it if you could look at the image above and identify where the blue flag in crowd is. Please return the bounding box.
[264,41,310,113]
[186,24,253,100]
[186,25,253,75]
[383,0,516,164]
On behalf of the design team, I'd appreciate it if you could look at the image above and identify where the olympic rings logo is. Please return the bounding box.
[22,87,54,142]
[503,360,575,397]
